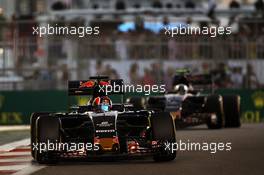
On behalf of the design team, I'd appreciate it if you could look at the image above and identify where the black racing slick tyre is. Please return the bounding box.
[30,112,50,159]
[205,95,224,129]
[34,115,60,164]
[151,112,176,162]
[148,96,166,111]
[222,95,241,128]
[126,97,145,110]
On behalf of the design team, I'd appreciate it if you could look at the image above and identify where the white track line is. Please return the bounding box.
[0,165,29,171]
[0,158,30,162]
[0,126,30,132]
[0,152,31,156]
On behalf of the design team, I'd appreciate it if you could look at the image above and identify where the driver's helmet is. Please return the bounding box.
[174,84,189,95]
[92,96,112,112]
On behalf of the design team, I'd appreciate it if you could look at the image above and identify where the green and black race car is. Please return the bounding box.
[128,70,241,129]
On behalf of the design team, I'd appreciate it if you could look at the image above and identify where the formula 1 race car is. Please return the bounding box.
[30,76,176,164]
[127,71,241,129]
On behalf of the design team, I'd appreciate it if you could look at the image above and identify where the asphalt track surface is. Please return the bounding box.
[28,123,264,175]
[0,130,29,145]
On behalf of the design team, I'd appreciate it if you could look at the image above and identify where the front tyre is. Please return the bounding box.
[34,115,60,164]
[30,112,50,159]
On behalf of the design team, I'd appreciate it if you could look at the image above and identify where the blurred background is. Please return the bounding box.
[0,0,264,125]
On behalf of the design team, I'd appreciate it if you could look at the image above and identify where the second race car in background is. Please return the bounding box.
[127,70,241,129]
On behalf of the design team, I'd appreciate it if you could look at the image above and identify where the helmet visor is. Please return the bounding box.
[101,104,109,112]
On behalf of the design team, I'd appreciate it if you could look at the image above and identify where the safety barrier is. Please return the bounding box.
[0,89,263,125]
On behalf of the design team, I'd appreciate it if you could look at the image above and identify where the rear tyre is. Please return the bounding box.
[35,115,60,164]
[222,95,241,128]
[151,112,176,162]
[205,95,224,129]
[126,97,145,110]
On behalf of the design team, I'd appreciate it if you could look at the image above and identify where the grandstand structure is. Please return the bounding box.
[0,0,263,90]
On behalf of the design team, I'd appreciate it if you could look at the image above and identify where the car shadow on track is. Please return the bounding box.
[177,126,209,131]
[31,157,177,166]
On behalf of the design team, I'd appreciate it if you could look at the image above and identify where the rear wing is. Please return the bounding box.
[68,77,124,96]
[186,74,213,85]
[173,74,213,85]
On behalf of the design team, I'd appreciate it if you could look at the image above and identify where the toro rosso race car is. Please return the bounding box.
[128,70,241,129]
[30,76,176,164]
